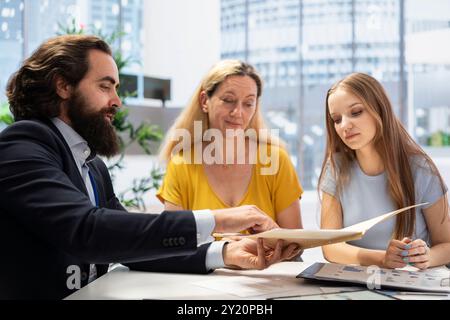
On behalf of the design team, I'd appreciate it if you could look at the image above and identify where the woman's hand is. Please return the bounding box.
[405,238,431,270]
[382,237,411,269]
[382,237,430,270]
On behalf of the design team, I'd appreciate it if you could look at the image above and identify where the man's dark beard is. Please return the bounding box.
[67,92,120,158]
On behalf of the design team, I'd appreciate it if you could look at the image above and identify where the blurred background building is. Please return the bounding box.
[1,0,449,193]
[221,0,450,188]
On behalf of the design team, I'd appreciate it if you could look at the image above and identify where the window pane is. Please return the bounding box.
[219,0,415,189]
[0,0,23,104]
[406,0,450,147]
[27,0,78,54]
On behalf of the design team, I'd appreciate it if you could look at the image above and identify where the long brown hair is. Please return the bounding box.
[318,72,447,239]
[7,35,111,120]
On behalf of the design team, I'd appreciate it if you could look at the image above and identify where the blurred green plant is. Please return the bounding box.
[118,167,165,209]
[0,102,14,126]
[0,19,164,212]
[428,131,450,147]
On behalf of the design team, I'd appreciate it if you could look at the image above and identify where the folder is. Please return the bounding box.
[213,203,427,249]
[297,262,450,294]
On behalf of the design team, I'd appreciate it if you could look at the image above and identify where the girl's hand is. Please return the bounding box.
[382,238,411,269]
[405,238,431,270]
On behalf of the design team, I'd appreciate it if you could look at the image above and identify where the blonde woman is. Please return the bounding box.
[131,60,303,273]
[159,60,303,231]
[319,72,450,270]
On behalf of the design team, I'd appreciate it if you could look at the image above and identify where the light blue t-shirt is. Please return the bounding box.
[320,155,447,250]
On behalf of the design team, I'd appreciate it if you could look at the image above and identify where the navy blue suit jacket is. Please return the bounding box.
[0,118,207,299]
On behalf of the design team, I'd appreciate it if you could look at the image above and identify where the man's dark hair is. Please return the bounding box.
[6,35,112,120]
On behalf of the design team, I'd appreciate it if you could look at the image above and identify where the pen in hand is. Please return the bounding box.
[212,232,246,238]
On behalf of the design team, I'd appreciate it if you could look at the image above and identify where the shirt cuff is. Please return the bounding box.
[193,209,215,246]
[205,240,227,271]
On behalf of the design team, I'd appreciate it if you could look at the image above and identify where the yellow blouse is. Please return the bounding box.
[157,144,303,221]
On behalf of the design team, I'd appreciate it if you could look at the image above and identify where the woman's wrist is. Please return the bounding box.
[360,249,386,267]
[377,251,387,268]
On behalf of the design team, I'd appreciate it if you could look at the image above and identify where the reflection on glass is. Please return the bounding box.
[406,0,450,147]
[0,0,23,103]
[0,0,144,104]
[221,0,407,189]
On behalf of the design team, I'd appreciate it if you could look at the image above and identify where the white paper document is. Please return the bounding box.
[192,276,293,298]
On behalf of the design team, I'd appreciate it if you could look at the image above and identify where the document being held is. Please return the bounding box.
[214,203,427,249]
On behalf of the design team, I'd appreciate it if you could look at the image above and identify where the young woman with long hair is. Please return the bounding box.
[318,72,450,269]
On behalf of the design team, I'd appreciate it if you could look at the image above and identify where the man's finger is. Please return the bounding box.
[282,244,299,260]
[267,239,283,266]
[256,238,266,270]
[250,220,278,233]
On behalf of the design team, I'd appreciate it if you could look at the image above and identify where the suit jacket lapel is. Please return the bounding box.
[41,118,90,197]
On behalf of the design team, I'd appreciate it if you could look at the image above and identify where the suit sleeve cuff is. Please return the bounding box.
[205,240,227,271]
[193,209,215,246]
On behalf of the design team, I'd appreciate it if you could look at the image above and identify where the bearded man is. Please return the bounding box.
[0,35,293,300]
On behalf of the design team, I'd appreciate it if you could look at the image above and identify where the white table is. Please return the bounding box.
[65,261,450,300]
[65,262,354,300]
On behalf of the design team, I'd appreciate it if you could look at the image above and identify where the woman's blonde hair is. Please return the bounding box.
[160,59,282,161]
[318,72,448,240]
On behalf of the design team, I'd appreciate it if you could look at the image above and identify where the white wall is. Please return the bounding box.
[406,29,450,65]
[407,0,450,20]
[142,0,221,107]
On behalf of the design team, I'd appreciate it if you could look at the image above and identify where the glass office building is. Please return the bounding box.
[221,0,450,189]
[89,0,142,72]
[0,0,80,103]
[0,0,25,105]
[0,0,143,103]
[1,0,449,189]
